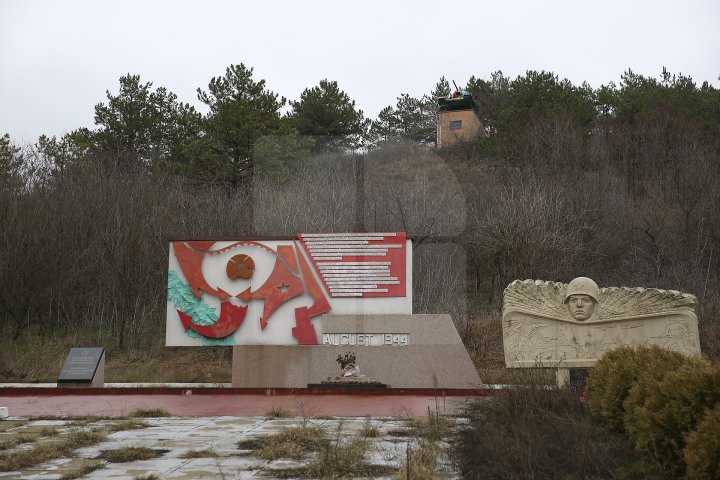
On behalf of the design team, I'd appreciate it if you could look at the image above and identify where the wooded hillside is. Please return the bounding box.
[1,66,719,366]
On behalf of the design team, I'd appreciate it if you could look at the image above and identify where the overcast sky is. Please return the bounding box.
[2,0,719,143]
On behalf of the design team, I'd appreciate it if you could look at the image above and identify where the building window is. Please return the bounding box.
[449,120,462,131]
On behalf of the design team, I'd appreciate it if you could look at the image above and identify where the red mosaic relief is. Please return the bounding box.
[171,241,331,344]
[177,302,248,339]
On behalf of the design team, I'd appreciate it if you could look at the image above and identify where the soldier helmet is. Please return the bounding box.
[564,277,600,303]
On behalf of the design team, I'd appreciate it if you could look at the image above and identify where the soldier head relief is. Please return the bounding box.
[564,277,600,321]
[503,276,700,368]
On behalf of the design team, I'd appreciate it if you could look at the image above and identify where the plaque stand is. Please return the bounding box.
[57,348,105,388]
[556,367,590,390]
[556,368,570,388]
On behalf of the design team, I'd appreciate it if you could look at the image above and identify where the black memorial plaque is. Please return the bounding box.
[57,347,105,383]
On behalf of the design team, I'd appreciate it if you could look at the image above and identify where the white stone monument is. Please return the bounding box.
[502,277,701,382]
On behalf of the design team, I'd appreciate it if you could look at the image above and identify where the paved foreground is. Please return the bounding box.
[0,415,461,479]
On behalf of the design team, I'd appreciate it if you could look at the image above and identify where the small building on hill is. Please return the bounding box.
[436,91,485,148]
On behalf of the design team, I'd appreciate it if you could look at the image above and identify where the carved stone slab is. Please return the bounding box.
[503,279,700,368]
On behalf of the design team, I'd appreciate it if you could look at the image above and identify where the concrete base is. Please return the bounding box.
[232,314,482,389]
[556,367,590,389]
[556,368,570,388]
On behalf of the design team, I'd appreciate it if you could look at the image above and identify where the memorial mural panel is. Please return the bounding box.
[166,233,411,346]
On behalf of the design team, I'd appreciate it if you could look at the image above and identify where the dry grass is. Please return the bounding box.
[0,341,232,383]
[387,428,412,438]
[463,312,505,369]
[395,442,447,480]
[256,424,326,460]
[179,448,219,459]
[407,411,455,442]
[461,312,561,386]
[0,425,58,450]
[36,426,59,437]
[106,347,232,383]
[34,415,118,422]
[305,426,371,479]
[358,417,381,438]
[0,420,29,432]
[267,423,398,479]
[265,405,293,418]
[67,429,109,444]
[59,460,105,479]
[0,429,107,472]
[236,438,266,452]
[0,433,36,450]
[128,407,171,418]
[133,474,160,480]
[0,417,159,472]
[479,367,556,385]
[99,446,166,463]
[0,440,15,451]
[0,335,82,382]
[388,411,457,479]
[105,419,149,432]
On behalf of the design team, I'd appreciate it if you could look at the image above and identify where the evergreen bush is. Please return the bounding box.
[585,345,686,432]
[684,402,720,480]
[624,360,720,477]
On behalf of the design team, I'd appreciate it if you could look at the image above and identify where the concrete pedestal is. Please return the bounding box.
[232,314,482,389]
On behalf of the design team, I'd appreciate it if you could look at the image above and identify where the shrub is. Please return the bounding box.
[624,360,720,477]
[456,386,643,479]
[622,355,707,439]
[684,402,720,480]
[585,345,686,432]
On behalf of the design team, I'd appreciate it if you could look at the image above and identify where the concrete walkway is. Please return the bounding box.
[0,416,461,479]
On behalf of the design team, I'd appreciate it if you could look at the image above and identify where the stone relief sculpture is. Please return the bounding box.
[502,277,701,368]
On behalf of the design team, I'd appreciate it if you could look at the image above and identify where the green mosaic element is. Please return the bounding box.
[187,329,237,346]
[167,270,218,326]
[167,270,237,346]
